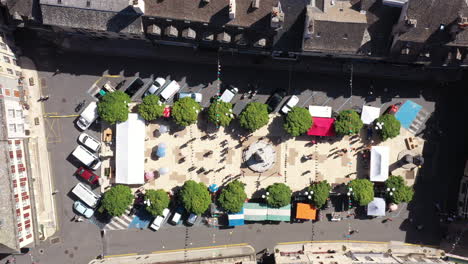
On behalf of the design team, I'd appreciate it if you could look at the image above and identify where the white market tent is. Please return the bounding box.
[367,197,386,216]
[116,113,145,185]
[308,105,332,118]
[370,146,389,182]
[361,105,381,125]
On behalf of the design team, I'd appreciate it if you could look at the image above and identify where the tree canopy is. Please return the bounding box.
[385,175,414,204]
[180,180,211,215]
[239,102,269,132]
[308,181,331,208]
[97,91,130,124]
[145,189,170,216]
[283,107,312,137]
[334,110,363,135]
[218,180,247,213]
[376,114,401,141]
[266,183,292,208]
[207,100,234,127]
[172,97,202,127]
[138,95,165,121]
[348,179,374,206]
[101,185,134,217]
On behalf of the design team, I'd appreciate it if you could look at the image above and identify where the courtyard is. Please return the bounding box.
[100,111,423,197]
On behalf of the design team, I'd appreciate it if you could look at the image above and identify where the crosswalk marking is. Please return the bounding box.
[103,208,135,230]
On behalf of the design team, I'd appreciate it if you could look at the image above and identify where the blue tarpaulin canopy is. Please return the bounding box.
[209,184,219,193]
[156,143,166,157]
[228,208,245,226]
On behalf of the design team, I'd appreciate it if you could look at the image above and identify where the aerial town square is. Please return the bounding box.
[0,0,467,264]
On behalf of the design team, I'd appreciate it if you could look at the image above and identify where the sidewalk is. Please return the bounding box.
[19,56,58,240]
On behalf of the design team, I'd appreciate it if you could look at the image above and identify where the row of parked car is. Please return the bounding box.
[149,206,199,231]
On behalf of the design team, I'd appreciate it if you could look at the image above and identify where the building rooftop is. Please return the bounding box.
[40,0,130,12]
[303,0,368,54]
[3,0,34,19]
[40,4,143,34]
[396,0,468,45]
[143,0,278,30]
[0,98,20,254]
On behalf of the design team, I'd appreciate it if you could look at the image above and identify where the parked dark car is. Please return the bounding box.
[266,90,286,113]
[123,77,145,98]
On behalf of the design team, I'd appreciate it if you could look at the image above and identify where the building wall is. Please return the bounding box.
[7,139,34,247]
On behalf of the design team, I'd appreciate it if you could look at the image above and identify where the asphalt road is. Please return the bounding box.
[3,31,464,264]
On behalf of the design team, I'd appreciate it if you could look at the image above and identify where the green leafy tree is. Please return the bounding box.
[207,100,234,127]
[138,95,165,121]
[376,114,401,141]
[172,97,202,126]
[97,91,130,124]
[334,110,363,135]
[385,175,414,204]
[284,107,312,137]
[266,183,292,208]
[218,180,247,213]
[180,180,211,215]
[348,179,374,206]
[145,189,170,216]
[308,181,331,208]
[239,102,269,132]
[101,185,134,217]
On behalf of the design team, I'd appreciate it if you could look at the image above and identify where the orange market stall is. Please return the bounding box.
[295,203,317,221]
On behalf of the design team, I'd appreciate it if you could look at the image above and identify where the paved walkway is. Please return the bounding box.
[19,56,58,240]
[137,115,423,197]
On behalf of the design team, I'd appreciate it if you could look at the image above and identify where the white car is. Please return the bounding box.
[73,200,95,218]
[78,133,101,152]
[178,92,202,103]
[144,77,166,97]
[280,95,300,114]
[150,208,170,231]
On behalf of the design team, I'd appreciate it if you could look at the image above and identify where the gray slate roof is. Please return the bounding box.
[5,0,34,19]
[40,4,143,34]
[40,0,130,12]
[143,0,278,30]
[396,0,468,44]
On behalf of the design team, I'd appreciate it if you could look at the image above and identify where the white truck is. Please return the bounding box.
[159,80,181,101]
[220,85,238,103]
[76,102,98,131]
[71,183,101,208]
[72,145,102,170]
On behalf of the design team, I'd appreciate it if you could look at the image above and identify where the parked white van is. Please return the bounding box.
[76,102,98,130]
[220,85,238,103]
[150,208,170,231]
[78,133,101,152]
[71,182,101,208]
[159,80,181,101]
[72,145,102,170]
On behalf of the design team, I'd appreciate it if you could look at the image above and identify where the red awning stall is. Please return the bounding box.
[307,117,335,137]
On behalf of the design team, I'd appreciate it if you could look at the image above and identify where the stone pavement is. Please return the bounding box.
[142,115,422,197]
[19,56,58,240]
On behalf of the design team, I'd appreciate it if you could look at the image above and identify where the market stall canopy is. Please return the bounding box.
[307,117,336,137]
[156,143,166,158]
[144,171,154,181]
[116,113,145,185]
[228,208,245,226]
[295,203,317,220]
[267,204,291,222]
[367,197,386,216]
[361,105,381,125]
[308,105,332,118]
[159,167,169,175]
[244,203,268,221]
[159,125,169,134]
[209,184,219,193]
[370,146,389,182]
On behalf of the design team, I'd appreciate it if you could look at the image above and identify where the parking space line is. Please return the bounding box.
[321,97,332,106]
[104,253,138,258]
[336,97,352,112]
[300,91,317,107]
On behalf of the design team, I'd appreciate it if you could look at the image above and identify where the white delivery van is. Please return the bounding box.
[71,182,101,208]
[150,208,170,231]
[76,102,98,130]
[220,85,238,103]
[72,145,102,170]
[159,80,181,101]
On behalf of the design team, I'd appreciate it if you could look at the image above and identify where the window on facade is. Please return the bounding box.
[15,202,20,209]
[25,228,31,235]
[9,124,15,133]
[17,231,22,238]
[16,110,22,118]
[17,124,24,133]
[12,59,17,66]
[3,56,10,63]
[22,199,29,207]
[20,185,27,193]
[0,43,7,50]
[15,71,21,76]
[8,109,15,118]
[7,68,13,74]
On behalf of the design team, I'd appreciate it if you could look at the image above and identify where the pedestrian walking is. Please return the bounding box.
[52,190,59,195]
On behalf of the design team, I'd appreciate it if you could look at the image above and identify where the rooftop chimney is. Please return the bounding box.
[252,0,260,9]
[271,2,284,30]
[229,0,236,20]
